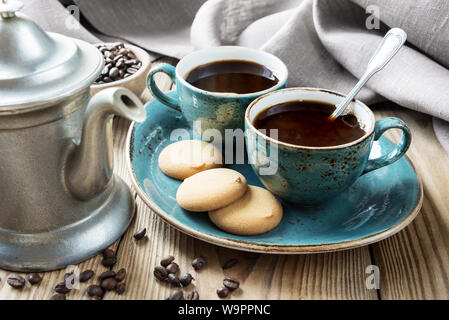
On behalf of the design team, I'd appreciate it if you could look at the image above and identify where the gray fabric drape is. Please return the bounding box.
[21,0,449,154]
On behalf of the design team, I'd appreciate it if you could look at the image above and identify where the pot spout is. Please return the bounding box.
[66,87,146,200]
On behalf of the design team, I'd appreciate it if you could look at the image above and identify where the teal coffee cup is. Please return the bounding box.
[147,46,288,138]
[245,88,412,204]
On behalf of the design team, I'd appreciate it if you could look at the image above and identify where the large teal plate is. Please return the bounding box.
[126,91,423,253]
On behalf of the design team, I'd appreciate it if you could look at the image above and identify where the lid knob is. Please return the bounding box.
[0,0,23,19]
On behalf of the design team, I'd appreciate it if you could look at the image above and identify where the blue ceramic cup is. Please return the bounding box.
[245,88,412,204]
[147,46,288,138]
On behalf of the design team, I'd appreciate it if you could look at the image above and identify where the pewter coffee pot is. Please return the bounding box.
[0,1,146,271]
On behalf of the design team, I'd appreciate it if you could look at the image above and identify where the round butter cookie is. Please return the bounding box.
[176,168,248,212]
[158,140,222,180]
[208,186,282,235]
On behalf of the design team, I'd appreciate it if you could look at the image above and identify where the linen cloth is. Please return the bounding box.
[21,0,449,154]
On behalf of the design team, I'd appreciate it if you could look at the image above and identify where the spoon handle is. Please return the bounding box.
[330,28,407,120]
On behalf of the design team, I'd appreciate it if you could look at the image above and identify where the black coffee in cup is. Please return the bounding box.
[185,60,279,94]
[253,100,366,147]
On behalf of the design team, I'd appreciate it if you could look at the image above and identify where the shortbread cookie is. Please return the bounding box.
[176,168,248,212]
[208,186,282,235]
[158,140,222,180]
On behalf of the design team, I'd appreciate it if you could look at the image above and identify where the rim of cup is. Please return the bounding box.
[175,46,288,98]
[245,87,376,151]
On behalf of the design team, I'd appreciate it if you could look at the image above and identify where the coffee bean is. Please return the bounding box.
[180,273,193,287]
[101,66,110,76]
[101,277,117,291]
[126,67,138,74]
[187,291,199,300]
[167,274,182,287]
[54,282,71,294]
[116,60,125,69]
[133,228,146,241]
[125,59,137,66]
[222,258,238,270]
[192,257,206,270]
[103,77,112,83]
[50,293,66,300]
[90,296,102,300]
[124,73,131,78]
[103,249,115,259]
[104,51,113,59]
[7,275,25,289]
[217,287,230,298]
[166,262,179,275]
[119,48,129,55]
[115,268,126,282]
[127,52,136,59]
[168,290,183,300]
[223,277,240,291]
[160,255,175,267]
[102,256,117,267]
[116,282,126,294]
[99,270,116,280]
[109,67,120,80]
[27,273,42,285]
[87,285,104,297]
[154,266,168,281]
[79,270,95,282]
[113,54,124,62]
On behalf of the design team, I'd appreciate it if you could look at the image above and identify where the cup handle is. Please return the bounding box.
[147,63,181,111]
[362,117,412,175]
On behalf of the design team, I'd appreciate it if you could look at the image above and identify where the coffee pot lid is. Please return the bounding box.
[0,0,103,113]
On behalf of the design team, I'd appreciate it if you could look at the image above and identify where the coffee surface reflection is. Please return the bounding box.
[253,100,366,147]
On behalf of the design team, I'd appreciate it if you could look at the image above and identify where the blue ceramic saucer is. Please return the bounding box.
[126,91,423,253]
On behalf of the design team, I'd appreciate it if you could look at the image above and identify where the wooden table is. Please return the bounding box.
[1,57,448,300]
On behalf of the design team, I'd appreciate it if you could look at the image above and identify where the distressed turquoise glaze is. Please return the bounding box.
[147,63,286,136]
[128,91,422,251]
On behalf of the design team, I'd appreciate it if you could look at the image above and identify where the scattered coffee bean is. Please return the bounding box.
[116,282,126,294]
[94,43,142,84]
[115,268,126,282]
[102,256,117,267]
[90,296,102,300]
[160,255,175,267]
[187,291,200,300]
[99,270,116,280]
[222,258,238,270]
[192,257,206,271]
[167,273,182,287]
[54,282,71,294]
[101,277,117,291]
[7,275,26,289]
[154,266,168,281]
[50,293,66,300]
[166,262,179,275]
[27,273,42,285]
[168,290,183,300]
[87,285,104,297]
[103,249,115,259]
[133,228,146,241]
[223,277,240,291]
[79,270,95,282]
[217,287,230,298]
[180,273,193,287]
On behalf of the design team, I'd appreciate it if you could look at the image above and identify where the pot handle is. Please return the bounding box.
[362,117,412,175]
[146,63,180,111]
